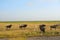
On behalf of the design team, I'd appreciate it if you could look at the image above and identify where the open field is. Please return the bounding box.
[0,21,60,40]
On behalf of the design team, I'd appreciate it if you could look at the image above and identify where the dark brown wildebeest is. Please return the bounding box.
[39,24,46,33]
[6,24,12,30]
[19,24,27,28]
[50,24,60,30]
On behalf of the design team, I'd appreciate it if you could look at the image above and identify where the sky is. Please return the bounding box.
[0,0,60,21]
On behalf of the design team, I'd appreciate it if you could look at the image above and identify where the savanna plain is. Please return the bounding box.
[0,21,60,40]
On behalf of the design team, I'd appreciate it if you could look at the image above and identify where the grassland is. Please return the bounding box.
[0,21,60,40]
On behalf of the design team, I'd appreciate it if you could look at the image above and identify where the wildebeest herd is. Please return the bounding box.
[5,24,60,33]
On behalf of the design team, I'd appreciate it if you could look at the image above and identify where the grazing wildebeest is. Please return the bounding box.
[39,24,46,33]
[19,24,27,28]
[6,24,12,30]
[50,24,60,30]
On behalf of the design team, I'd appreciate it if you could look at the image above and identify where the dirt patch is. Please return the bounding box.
[0,38,8,40]
[27,36,60,40]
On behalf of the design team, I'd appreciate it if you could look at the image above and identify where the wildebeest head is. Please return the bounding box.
[39,24,46,33]
[19,24,27,28]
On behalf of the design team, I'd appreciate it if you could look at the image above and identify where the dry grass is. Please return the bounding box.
[0,21,60,40]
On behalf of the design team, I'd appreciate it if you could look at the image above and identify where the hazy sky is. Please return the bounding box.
[0,0,60,21]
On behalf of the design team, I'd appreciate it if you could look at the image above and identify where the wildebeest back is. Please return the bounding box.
[19,24,27,28]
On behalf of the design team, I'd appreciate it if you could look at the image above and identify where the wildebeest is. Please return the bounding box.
[6,24,12,30]
[39,24,46,33]
[50,24,60,30]
[19,24,27,28]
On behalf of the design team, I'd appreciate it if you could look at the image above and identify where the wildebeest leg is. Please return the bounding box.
[42,31,45,36]
[41,29,45,36]
[50,28,52,30]
[43,29,45,33]
[55,28,56,30]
